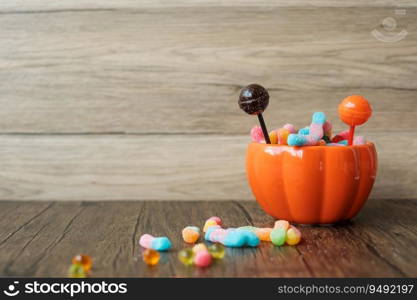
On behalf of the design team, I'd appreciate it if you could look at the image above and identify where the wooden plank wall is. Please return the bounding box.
[0,1,416,201]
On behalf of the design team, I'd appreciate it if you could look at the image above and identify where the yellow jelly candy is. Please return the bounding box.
[277,128,290,145]
[286,226,302,246]
[178,248,195,266]
[203,220,218,232]
[142,249,160,266]
[269,131,278,144]
[208,244,225,259]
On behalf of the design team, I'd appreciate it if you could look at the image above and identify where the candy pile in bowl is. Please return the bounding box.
[240,84,372,147]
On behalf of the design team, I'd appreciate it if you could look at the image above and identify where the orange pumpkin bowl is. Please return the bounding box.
[246,142,377,224]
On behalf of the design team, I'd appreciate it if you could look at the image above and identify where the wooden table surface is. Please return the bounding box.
[0,199,415,278]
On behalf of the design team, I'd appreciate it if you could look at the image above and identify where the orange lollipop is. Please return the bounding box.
[338,95,372,145]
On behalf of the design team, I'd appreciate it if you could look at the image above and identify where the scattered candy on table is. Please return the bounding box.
[68,263,87,278]
[178,248,195,266]
[182,226,200,244]
[194,249,212,268]
[72,254,93,272]
[139,234,172,251]
[135,216,301,271]
[208,244,225,259]
[68,254,92,278]
[203,216,222,232]
[142,249,160,266]
[270,228,287,246]
[274,220,290,231]
[254,228,273,241]
[205,225,260,247]
[192,243,208,253]
[191,243,212,268]
[286,226,302,246]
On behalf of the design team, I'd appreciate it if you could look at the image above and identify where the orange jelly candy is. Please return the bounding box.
[72,254,93,271]
[142,249,160,266]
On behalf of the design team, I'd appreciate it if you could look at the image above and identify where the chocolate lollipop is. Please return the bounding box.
[239,84,271,144]
[338,95,372,146]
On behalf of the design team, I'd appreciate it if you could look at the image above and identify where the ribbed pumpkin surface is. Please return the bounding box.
[246,143,377,224]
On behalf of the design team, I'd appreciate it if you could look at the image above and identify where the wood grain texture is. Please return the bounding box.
[0,1,416,201]
[0,6,416,134]
[0,133,415,201]
[0,200,415,277]
[1,1,417,12]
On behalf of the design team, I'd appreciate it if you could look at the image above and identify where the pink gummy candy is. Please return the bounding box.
[139,234,153,248]
[250,125,264,143]
[304,122,324,146]
[208,216,222,225]
[283,123,296,134]
[194,250,212,268]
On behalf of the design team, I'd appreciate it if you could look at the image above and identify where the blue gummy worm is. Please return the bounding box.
[312,112,326,124]
[204,225,219,240]
[239,230,260,247]
[287,134,307,146]
[298,127,310,135]
[151,237,172,251]
[338,140,348,145]
[223,231,247,247]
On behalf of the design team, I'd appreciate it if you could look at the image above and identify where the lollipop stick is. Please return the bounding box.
[348,125,355,146]
[257,114,271,144]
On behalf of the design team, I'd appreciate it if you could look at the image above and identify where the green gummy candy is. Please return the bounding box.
[270,228,286,246]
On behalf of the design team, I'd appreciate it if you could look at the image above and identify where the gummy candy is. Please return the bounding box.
[139,234,172,251]
[203,216,222,232]
[274,220,290,231]
[182,226,200,244]
[268,130,278,144]
[277,128,290,145]
[250,125,264,143]
[142,249,160,266]
[192,243,208,253]
[68,263,87,278]
[206,226,260,247]
[178,248,195,266]
[270,228,286,246]
[283,123,296,133]
[288,112,326,146]
[72,254,92,272]
[194,250,212,268]
[286,226,302,245]
[208,244,225,259]
[255,227,272,241]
